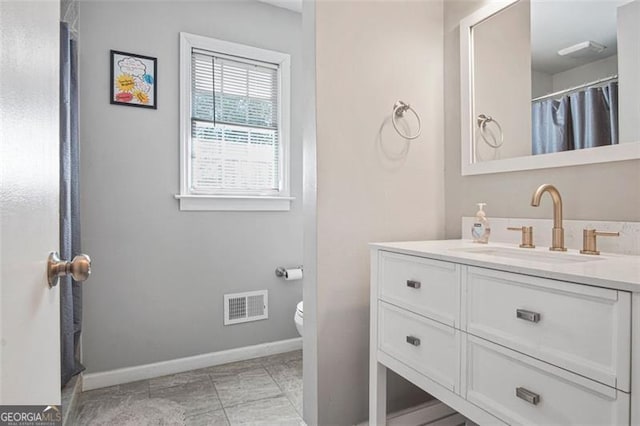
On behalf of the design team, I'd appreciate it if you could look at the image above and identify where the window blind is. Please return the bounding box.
[191,49,280,194]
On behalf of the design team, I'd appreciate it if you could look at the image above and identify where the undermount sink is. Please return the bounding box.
[451,246,605,264]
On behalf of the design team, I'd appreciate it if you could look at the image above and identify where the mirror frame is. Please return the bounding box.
[460,1,640,176]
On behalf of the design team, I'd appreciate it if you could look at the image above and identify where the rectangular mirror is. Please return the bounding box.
[460,0,640,175]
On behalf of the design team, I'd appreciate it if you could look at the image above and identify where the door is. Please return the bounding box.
[0,0,62,404]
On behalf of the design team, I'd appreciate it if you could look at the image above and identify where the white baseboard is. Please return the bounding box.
[82,337,302,391]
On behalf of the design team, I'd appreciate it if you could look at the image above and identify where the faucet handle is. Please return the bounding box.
[507,226,535,248]
[580,229,619,255]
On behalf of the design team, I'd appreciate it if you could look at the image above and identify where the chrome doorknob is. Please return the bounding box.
[47,252,91,287]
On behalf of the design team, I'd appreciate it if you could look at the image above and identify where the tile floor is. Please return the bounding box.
[71,350,304,425]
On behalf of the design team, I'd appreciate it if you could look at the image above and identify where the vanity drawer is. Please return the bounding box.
[378,301,460,393]
[464,267,631,391]
[379,251,460,327]
[464,335,630,426]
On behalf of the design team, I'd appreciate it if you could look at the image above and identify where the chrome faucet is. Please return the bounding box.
[531,184,566,251]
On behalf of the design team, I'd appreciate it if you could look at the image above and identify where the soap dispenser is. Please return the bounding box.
[471,203,491,243]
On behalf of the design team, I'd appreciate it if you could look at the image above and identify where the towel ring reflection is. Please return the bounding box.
[477,114,504,148]
[392,101,422,140]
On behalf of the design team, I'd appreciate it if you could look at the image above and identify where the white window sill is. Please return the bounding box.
[174,194,294,211]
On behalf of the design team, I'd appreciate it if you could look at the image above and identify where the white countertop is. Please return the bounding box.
[371,239,640,292]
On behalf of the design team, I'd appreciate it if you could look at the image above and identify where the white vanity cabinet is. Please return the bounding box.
[464,267,630,391]
[369,242,638,426]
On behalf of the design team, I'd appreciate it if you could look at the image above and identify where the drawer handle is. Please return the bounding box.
[406,336,421,346]
[406,280,421,289]
[516,387,540,405]
[516,309,541,323]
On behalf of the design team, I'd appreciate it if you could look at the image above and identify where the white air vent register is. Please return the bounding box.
[224,290,268,325]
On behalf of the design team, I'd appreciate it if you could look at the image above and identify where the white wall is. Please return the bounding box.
[301,1,318,424]
[552,54,618,92]
[444,0,640,238]
[618,0,640,144]
[79,0,303,373]
[61,0,78,38]
[314,0,445,423]
[473,0,531,160]
[532,70,552,98]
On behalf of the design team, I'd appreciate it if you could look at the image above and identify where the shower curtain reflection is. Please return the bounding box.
[532,81,618,155]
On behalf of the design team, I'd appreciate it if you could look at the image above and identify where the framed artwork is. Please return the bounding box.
[110,50,157,109]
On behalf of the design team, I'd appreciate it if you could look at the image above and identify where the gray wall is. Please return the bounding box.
[314,1,445,423]
[444,0,640,239]
[79,0,303,373]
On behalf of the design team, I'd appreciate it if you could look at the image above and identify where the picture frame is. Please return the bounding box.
[110,50,157,109]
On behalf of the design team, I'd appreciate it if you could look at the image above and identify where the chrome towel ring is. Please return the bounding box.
[476,114,504,148]
[392,100,422,140]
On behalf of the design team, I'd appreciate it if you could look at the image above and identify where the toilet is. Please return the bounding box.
[294,301,303,336]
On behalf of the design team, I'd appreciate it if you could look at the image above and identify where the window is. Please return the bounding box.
[177,33,292,211]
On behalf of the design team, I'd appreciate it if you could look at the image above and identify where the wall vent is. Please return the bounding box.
[224,290,268,325]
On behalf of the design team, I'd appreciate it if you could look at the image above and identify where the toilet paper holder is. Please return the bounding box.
[275,266,304,279]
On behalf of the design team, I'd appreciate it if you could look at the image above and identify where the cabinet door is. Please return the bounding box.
[464,335,630,426]
[379,251,460,327]
[378,301,460,393]
[464,266,631,391]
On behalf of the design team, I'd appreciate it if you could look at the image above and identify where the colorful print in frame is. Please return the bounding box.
[110,50,157,109]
